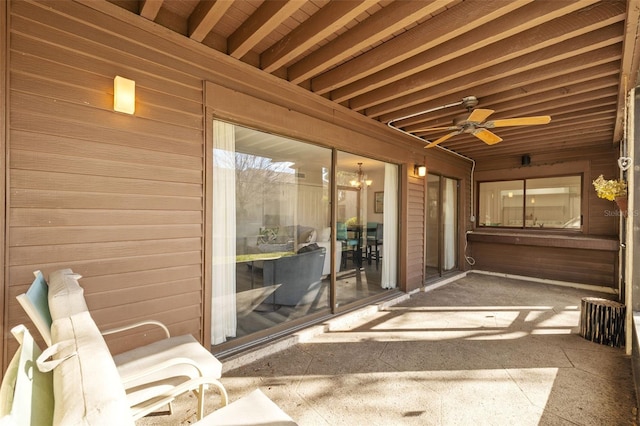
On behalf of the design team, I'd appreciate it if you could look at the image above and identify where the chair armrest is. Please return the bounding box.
[120,357,205,386]
[130,376,229,420]
[101,320,170,339]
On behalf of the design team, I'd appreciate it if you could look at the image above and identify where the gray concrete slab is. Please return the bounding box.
[137,273,637,425]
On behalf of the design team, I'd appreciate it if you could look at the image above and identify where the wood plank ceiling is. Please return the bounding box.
[108,0,640,162]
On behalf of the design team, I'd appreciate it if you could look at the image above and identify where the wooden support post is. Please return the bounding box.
[579,297,626,347]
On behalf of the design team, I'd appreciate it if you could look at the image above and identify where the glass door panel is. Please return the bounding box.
[211,121,331,346]
[336,152,398,308]
[426,174,440,280]
[426,174,459,280]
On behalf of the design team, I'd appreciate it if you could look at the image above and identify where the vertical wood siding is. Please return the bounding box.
[406,176,425,291]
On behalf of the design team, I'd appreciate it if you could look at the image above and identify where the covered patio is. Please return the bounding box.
[141,273,636,425]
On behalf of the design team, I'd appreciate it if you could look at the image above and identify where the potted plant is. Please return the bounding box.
[592,174,627,214]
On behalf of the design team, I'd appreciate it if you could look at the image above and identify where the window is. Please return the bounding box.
[478,176,581,229]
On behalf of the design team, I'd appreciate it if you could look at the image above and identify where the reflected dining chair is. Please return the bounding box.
[366,223,383,269]
[337,222,359,268]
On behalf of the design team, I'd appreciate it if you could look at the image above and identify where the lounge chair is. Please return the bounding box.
[16,268,224,420]
[0,323,296,425]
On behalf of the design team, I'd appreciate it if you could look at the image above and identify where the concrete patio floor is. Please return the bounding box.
[138,273,638,425]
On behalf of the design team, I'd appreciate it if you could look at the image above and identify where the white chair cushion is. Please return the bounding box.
[113,334,223,392]
[49,312,133,426]
[47,269,88,321]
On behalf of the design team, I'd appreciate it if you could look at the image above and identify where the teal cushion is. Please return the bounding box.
[16,271,53,346]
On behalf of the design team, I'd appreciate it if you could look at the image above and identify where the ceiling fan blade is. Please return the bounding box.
[466,108,494,123]
[425,131,460,148]
[415,125,458,133]
[485,116,551,127]
[473,128,502,145]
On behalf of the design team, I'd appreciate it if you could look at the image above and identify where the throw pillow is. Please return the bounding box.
[320,227,331,242]
[257,227,279,245]
[306,230,317,243]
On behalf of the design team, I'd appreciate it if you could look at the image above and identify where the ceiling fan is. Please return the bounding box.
[422,96,551,148]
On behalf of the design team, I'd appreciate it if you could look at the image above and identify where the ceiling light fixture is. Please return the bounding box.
[350,162,372,188]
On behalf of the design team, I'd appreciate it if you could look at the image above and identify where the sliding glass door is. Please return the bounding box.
[335,152,398,308]
[210,121,399,348]
[211,121,332,345]
[425,174,458,281]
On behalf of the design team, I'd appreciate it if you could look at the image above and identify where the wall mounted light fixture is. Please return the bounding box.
[114,76,135,114]
[414,165,427,177]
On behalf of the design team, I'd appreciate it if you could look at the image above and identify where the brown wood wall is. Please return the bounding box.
[1,1,7,366]
[1,0,623,370]
[3,0,432,366]
[406,175,425,291]
[469,241,617,287]
[6,0,206,358]
[470,148,622,288]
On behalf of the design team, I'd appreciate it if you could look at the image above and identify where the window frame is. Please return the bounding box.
[477,174,583,231]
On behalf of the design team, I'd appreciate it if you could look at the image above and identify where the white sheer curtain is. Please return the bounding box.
[211,121,237,344]
[381,163,398,289]
[443,178,456,270]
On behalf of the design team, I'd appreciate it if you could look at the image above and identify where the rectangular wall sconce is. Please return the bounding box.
[414,165,426,177]
[114,76,135,114]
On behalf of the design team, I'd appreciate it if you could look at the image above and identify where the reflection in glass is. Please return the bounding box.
[212,121,331,345]
[335,153,398,308]
[478,176,581,229]
[426,174,458,280]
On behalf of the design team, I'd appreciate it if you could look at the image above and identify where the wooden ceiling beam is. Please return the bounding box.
[418,111,614,144]
[417,91,618,141]
[331,0,599,104]
[456,130,613,158]
[613,0,640,141]
[311,0,530,95]
[399,62,619,129]
[354,3,625,113]
[261,0,377,74]
[374,35,623,122]
[228,0,305,60]
[406,74,618,132]
[286,0,452,84]
[188,0,234,42]
[138,0,163,21]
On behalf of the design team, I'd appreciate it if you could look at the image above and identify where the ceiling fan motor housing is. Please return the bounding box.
[461,96,479,110]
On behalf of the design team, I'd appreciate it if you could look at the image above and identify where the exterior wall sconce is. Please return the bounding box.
[114,76,135,114]
[414,165,426,177]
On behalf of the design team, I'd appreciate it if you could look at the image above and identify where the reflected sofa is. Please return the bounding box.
[262,247,326,306]
[248,225,340,276]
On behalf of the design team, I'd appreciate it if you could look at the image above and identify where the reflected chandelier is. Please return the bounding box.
[350,162,372,188]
